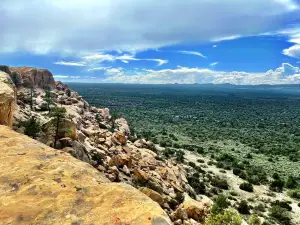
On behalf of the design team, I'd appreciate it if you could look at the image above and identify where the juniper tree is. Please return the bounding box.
[45,89,52,112]
[11,72,22,87]
[22,117,41,139]
[49,106,67,149]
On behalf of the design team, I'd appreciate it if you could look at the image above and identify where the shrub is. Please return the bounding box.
[233,168,242,176]
[211,195,230,215]
[254,203,266,212]
[237,200,250,214]
[21,117,41,139]
[211,178,229,190]
[288,189,300,200]
[66,89,71,97]
[269,206,292,225]
[10,71,22,87]
[270,179,285,192]
[197,158,205,163]
[285,176,298,189]
[248,214,261,225]
[239,182,254,192]
[271,200,292,211]
[187,173,206,194]
[272,173,280,180]
[205,209,242,225]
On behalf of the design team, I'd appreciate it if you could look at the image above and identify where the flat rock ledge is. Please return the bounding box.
[0,125,171,225]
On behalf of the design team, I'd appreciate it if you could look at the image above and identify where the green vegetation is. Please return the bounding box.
[248,214,261,225]
[205,209,242,225]
[239,182,254,192]
[211,195,230,215]
[69,83,300,184]
[45,89,52,112]
[66,89,71,97]
[268,205,292,225]
[21,117,41,139]
[49,106,67,149]
[10,72,22,87]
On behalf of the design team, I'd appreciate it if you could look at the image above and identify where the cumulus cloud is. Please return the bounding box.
[0,0,299,54]
[178,51,207,58]
[104,63,300,85]
[281,28,300,59]
[213,45,218,48]
[283,44,300,59]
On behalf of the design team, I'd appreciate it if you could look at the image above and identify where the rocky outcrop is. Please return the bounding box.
[0,125,172,225]
[0,71,16,127]
[10,67,55,89]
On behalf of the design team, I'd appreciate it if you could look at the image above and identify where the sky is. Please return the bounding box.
[1,0,300,84]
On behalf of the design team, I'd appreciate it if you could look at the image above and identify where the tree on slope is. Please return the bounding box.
[49,106,67,149]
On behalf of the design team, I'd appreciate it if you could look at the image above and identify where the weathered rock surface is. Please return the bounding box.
[10,67,55,89]
[0,71,15,127]
[0,125,172,225]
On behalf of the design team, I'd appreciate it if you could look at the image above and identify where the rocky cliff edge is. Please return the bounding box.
[0,125,171,225]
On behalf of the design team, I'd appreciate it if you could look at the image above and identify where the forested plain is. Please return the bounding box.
[69,83,300,181]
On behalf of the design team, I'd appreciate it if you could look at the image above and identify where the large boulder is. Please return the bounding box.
[0,125,172,225]
[178,194,211,222]
[10,67,55,89]
[0,71,16,127]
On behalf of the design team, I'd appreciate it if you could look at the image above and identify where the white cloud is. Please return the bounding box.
[106,68,123,74]
[0,0,298,54]
[283,44,300,59]
[104,63,300,85]
[60,52,168,67]
[87,67,111,71]
[213,45,218,48]
[178,51,207,58]
[53,75,80,79]
[146,59,169,66]
[210,62,219,67]
[281,28,300,59]
[54,61,86,66]
[212,35,242,42]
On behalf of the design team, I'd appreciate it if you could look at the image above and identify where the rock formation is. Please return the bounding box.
[0,65,214,224]
[0,125,172,225]
[10,67,55,89]
[0,71,16,127]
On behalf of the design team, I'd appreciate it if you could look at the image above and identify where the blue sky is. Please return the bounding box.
[1,0,300,84]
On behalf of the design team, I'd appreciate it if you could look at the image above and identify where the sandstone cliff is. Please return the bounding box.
[10,67,55,89]
[0,71,16,127]
[0,125,171,225]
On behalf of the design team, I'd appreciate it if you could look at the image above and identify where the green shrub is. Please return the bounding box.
[211,195,230,215]
[254,203,266,212]
[285,176,298,189]
[288,189,300,200]
[271,200,292,211]
[211,178,229,190]
[237,200,250,214]
[269,206,292,225]
[248,214,261,225]
[205,209,242,225]
[187,173,206,194]
[239,182,254,192]
[270,179,285,192]
[21,117,41,139]
[66,89,71,97]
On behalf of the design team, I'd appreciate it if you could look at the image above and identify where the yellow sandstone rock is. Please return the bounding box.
[0,125,171,225]
[0,72,16,127]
